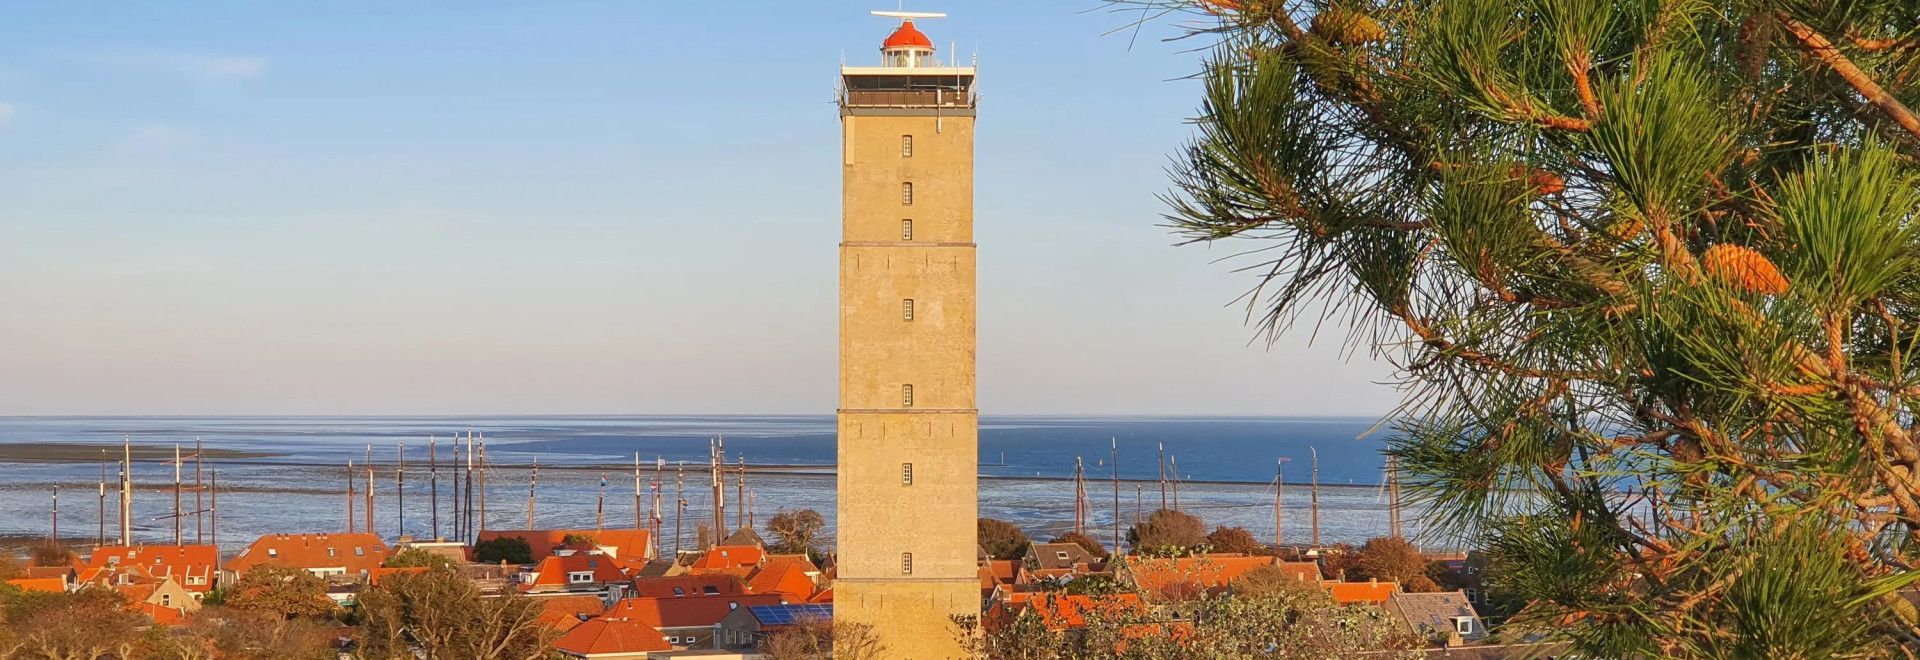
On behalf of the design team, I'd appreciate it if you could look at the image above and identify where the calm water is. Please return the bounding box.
[0,415,1431,552]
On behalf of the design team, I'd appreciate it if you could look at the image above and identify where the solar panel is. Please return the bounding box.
[749,604,834,626]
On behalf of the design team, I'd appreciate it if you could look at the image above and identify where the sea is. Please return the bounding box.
[0,415,1436,553]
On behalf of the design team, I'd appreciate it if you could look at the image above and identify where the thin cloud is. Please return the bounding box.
[78,51,268,83]
[113,123,199,157]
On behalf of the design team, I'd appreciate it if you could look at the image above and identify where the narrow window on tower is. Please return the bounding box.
[901,134,913,157]
[903,299,915,321]
[901,219,914,241]
[902,463,913,485]
[901,182,913,206]
[901,553,914,575]
[902,384,914,408]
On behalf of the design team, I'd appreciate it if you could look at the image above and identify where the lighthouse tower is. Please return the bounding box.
[835,11,978,658]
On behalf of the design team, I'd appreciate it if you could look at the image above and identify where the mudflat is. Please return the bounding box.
[0,443,279,463]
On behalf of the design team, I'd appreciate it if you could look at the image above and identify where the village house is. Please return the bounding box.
[1118,553,1283,600]
[605,593,786,649]
[112,575,200,621]
[1384,590,1488,647]
[632,573,747,599]
[685,544,764,577]
[85,544,220,598]
[978,558,1029,600]
[536,594,610,634]
[4,577,66,593]
[742,554,821,602]
[1325,578,1401,606]
[519,546,632,598]
[714,603,832,649]
[220,532,389,585]
[553,616,674,659]
[985,592,1147,633]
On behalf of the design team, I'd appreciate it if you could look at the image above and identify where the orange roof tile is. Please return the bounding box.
[631,574,746,599]
[1324,580,1399,605]
[979,559,1020,592]
[369,566,428,586]
[553,616,672,655]
[986,592,1145,632]
[535,595,607,632]
[606,594,785,629]
[744,555,819,601]
[6,577,65,593]
[1277,561,1323,582]
[687,545,763,573]
[224,533,388,577]
[522,552,630,590]
[1127,554,1279,599]
[138,602,186,626]
[87,545,219,592]
[475,529,654,562]
[806,588,833,603]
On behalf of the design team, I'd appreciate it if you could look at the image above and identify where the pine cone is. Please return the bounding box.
[1702,244,1789,295]
[1311,8,1385,46]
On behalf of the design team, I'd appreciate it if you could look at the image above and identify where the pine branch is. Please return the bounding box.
[1779,14,1920,145]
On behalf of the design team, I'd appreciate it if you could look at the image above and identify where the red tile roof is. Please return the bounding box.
[687,545,763,573]
[744,555,819,601]
[87,545,219,592]
[535,595,608,632]
[138,601,186,626]
[631,574,746,599]
[1127,554,1280,599]
[522,552,630,590]
[606,594,785,629]
[1277,561,1323,583]
[553,616,672,656]
[1324,579,1399,605]
[369,566,428,586]
[986,592,1145,632]
[223,533,388,577]
[475,529,654,562]
[979,559,1021,592]
[806,587,833,603]
[6,577,65,593]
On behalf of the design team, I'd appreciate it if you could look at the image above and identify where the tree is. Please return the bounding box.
[559,533,596,546]
[27,541,73,568]
[759,616,886,660]
[977,518,1030,560]
[0,589,144,660]
[383,548,455,569]
[1126,509,1206,555]
[226,565,333,619]
[1147,0,1920,652]
[472,536,533,564]
[169,606,334,660]
[766,509,827,555]
[1049,532,1108,560]
[0,554,23,580]
[356,567,556,660]
[1230,564,1320,598]
[1203,526,1265,555]
[1354,537,1428,586]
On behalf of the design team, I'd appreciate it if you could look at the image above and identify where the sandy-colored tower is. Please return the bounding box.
[835,11,979,659]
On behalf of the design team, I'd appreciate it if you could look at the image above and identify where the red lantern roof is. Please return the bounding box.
[883,20,934,50]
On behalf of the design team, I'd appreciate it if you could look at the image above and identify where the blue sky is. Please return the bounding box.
[0,1,1397,416]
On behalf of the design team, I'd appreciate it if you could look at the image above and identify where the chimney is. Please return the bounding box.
[1369,577,1378,586]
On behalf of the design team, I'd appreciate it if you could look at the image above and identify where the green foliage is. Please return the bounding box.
[227,564,334,619]
[978,518,1031,560]
[383,547,456,569]
[1144,0,1920,652]
[767,508,828,556]
[559,532,596,546]
[1203,525,1266,555]
[1354,536,1430,586]
[473,536,534,564]
[357,567,556,659]
[1126,509,1207,556]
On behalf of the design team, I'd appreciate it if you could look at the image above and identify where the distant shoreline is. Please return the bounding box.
[0,442,280,462]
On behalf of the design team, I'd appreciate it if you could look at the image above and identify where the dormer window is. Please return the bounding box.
[266,548,278,558]
[1453,616,1474,634]
[1057,551,1069,561]
[704,585,718,595]
[568,571,594,584]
